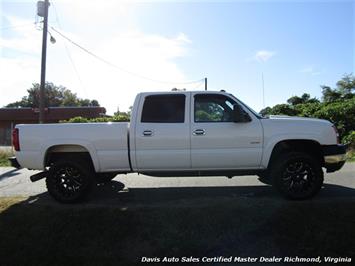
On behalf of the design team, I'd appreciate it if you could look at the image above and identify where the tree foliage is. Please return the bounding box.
[287,93,319,106]
[113,106,132,122]
[260,74,355,143]
[195,101,225,121]
[6,82,100,108]
[61,106,132,123]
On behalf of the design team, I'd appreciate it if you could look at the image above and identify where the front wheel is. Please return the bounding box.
[257,171,272,185]
[271,152,324,200]
[96,173,118,184]
[46,159,94,203]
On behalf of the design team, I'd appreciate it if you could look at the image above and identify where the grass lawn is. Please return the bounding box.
[0,149,13,167]
[0,196,354,266]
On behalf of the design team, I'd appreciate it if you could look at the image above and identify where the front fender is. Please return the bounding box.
[261,134,322,168]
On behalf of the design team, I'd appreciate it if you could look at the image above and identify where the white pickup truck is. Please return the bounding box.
[12,91,347,203]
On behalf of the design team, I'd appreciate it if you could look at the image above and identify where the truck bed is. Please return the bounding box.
[16,122,131,172]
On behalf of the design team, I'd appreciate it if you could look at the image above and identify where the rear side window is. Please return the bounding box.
[141,94,185,123]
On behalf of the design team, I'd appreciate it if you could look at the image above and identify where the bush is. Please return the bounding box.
[60,116,89,123]
[60,115,130,124]
[0,149,13,167]
[343,131,355,148]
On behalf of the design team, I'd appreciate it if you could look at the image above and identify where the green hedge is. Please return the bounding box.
[60,115,130,123]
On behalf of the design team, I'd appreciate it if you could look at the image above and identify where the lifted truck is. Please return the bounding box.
[12,91,347,203]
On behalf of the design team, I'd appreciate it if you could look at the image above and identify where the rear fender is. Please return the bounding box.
[41,140,100,171]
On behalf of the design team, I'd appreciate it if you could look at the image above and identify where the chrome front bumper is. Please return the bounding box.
[324,153,347,164]
[322,144,348,173]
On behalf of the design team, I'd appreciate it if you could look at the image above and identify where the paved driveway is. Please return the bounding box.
[0,163,354,203]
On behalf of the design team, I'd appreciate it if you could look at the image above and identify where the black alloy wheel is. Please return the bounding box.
[46,160,94,203]
[272,152,323,200]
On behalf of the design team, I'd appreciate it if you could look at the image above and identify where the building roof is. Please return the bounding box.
[0,106,106,121]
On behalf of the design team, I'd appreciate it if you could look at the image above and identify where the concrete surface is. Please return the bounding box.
[0,163,354,202]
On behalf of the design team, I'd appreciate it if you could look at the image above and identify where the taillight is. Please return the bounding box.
[12,128,20,151]
[332,125,340,144]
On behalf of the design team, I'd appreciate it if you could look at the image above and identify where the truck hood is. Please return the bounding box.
[266,115,332,125]
[261,115,336,145]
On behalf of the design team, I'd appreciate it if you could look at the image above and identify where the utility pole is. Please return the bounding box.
[38,0,50,123]
[204,77,207,91]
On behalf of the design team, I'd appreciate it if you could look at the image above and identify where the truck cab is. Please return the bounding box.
[131,91,263,172]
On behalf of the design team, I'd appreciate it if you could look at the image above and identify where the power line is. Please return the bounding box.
[50,26,204,85]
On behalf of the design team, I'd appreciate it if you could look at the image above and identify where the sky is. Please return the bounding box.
[0,0,354,115]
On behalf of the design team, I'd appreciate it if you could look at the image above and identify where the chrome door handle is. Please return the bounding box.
[193,129,205,135]
[143,130,153,136]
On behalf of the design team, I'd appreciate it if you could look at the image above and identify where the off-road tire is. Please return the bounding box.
[46,159,94,203]
[257,171,272,185]
[271,152,323,200]
[95,173,117,184]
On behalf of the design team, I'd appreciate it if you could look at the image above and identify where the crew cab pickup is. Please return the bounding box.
[12,91,347,202]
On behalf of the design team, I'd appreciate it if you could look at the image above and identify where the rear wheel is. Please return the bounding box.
[271,152,323,200]
[46,159,94,203]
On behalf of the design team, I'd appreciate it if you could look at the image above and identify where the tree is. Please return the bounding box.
[259,106,272,117]
[321,74,355,102]
[321,86,342,103]
[314,98,355,137]
[287,95,304,106]
[259,74,355,143]
[5,82,100,108]
[294,102,321,117]
[269,104,299,116]
[336,74,355,99]
[114,106,132,121]
[287,93,319,106]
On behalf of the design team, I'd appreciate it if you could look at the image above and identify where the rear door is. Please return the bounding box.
[134,93,191,171]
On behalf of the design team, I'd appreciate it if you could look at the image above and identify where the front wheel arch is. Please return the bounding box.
[267,139,324,170]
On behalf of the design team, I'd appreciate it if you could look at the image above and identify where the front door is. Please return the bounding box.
[191,93,263,170]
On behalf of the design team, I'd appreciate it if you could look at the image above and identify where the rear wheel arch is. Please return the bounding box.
[44,145,97,172]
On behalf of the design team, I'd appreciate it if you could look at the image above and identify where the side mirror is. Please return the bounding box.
[233,104,252,123]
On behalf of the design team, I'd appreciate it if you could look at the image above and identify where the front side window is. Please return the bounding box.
[194,94,236,122]
[141,94,185,123]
